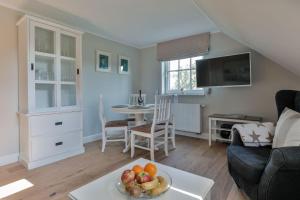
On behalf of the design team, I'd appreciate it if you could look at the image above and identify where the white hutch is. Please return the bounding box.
[17,16,84,169]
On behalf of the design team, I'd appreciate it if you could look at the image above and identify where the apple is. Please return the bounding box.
[124,180,142,198]
[125,180,136,192]
[128,185,142,198]
[136,171,152,184]
[121,170,135,184]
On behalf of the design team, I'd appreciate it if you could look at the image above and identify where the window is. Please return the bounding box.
[162,56,204,95]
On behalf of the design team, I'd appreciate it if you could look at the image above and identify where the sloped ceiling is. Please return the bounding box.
[2,0,299,76]
[193,0,300,76]
[0,0,217,48]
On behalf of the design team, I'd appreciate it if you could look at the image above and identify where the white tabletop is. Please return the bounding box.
[111,105,154,114]
[69,158,214,200]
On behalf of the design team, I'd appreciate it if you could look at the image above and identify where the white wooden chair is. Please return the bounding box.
[149,114,176,150]
[128,93,147,122]
[129,93,146,106]
[130,95,172,161]
[169,115,176,148]
[159,114,176,149]
[99,95,129,153]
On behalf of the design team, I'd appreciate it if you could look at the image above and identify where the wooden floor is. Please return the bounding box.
[0,136,247,200]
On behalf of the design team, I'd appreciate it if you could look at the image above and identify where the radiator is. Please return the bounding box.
[171,103,202,134]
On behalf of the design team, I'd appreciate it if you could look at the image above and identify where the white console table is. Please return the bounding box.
[208,114,263,147]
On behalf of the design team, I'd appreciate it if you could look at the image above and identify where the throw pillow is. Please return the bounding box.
[283,117,300,147]
[232,122,275,147]
[272,108,300,148]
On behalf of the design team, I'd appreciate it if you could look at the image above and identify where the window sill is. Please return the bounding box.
[166,90,205,96]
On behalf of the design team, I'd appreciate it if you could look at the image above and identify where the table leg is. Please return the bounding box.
[123,129,130,153]
[135,113,145,126]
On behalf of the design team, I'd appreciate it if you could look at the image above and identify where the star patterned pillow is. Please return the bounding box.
[232,122,275,147]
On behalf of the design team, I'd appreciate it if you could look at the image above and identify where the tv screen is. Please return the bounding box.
[196,53,251,88]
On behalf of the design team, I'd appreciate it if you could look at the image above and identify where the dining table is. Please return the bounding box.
[111,104,155,126]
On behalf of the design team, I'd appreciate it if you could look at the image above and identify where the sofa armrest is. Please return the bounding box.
[231,129,244,146]
[258,147,300,200]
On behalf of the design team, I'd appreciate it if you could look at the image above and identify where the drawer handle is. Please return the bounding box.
[55,142,63,146]
[55,122,63,126]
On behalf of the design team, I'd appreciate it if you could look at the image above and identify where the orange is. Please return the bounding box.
[132,165,143,175]
[144,163,157,177]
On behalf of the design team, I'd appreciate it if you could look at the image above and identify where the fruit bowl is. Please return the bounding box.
[116,163,172,199]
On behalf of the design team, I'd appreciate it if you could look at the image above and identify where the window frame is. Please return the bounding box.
[162,56,205,96]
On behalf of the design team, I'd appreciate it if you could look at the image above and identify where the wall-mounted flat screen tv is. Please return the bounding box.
[196,53,251,88]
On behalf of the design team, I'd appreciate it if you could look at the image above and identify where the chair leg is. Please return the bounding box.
[171,125,176,149]
[164,129,169,157]
[150,137,155,161]
[147,138,150,148]
[101,130,106,152]
[123,128,129,153]
[131,133,135,158]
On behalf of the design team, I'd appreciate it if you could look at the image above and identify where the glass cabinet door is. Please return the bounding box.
[61,59,76,82]
[35,55,55,81]
[35,84,56,109]
[61,59,77,107]
[35,26,55,54]
[61,84,77,107]
[32,24,79,111]
[60,32,78,107]
[34,56,56,109]
[61,34,76,58]
[33,23,57,111]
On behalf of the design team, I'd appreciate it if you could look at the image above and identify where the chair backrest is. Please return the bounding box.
[99,95,106,130]
[275,90,300,118]
[151,95,172,132]
[129,94,146,105]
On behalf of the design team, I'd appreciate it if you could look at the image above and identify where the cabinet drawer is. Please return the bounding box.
[31,131,82,161]
[30,112,82,136]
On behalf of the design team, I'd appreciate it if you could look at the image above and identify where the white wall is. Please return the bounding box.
[140,47,161,103]
[82,33,140,137]
[0,6,22,164]
[140,32,300,133]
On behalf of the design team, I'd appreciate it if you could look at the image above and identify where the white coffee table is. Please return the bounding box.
[69,158,214,200]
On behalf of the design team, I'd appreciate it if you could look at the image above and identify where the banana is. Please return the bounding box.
[150,176,168,196]
[141,177,159,190]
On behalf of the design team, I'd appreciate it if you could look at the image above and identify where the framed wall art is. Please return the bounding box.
[96,50,112,72]
[118,55,130,74]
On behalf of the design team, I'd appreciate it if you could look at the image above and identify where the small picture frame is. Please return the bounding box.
[118,55,130,74]
[96,50,112,72]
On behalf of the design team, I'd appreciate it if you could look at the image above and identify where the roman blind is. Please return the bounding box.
[157,32,210,61]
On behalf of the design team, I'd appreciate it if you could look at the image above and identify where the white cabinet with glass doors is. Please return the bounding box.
[17,16,84,169]
[18,16,81,113]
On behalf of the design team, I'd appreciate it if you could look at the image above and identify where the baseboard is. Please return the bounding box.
[0,153,19,166]
[20,147,85,170]
[176,131,209,140]
[83,133,102,144]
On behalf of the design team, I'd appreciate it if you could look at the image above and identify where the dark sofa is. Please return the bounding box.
[227,90,300,200]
